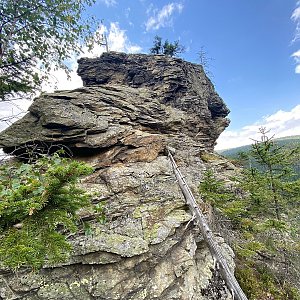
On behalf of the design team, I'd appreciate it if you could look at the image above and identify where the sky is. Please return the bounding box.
[1,0,300,150]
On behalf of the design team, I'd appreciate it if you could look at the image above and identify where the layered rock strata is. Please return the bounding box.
[0,52,233,300]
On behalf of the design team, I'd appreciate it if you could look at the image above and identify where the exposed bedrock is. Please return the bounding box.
[0,52,229,157]
[0,52,234,299]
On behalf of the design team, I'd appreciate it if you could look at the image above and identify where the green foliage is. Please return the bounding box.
[199,170,249,227]
[0,153,102,270]
[149,35,185,57]
[199,129,300,296]
[236,260,300,300]
[219,134,300,180]
[199,170,233,205]
[163,40,185,57]
[243,128,300,221]
[0,0,96,100]
[149,36,163,55]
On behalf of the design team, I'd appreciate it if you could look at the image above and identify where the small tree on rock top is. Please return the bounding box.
[150,35,185,57]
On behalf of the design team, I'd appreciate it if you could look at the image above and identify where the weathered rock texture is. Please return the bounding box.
[0,52,233,299]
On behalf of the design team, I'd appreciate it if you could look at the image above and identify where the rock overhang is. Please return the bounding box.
[0,52,230,159]
[0,52,236,300]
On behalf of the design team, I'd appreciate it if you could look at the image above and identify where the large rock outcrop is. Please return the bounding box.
[0,52,229,155]
[0,52,234,300]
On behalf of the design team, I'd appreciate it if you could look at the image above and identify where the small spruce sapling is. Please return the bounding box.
[199,128,300,299]
[0,153,104,270]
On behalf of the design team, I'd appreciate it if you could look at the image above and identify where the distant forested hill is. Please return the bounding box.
[217,135,300,179]
[218,135,300,157]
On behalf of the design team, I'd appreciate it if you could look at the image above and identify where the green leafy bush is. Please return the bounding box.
[0,153,101,270]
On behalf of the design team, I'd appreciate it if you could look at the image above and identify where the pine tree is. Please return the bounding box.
[0,153,104,270]
[199,128,300,299]
[243,127,300,222]
[149,35,162,54]
[149,36,185,57]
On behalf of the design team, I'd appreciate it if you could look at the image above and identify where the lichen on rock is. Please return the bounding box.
[0,52,234,299]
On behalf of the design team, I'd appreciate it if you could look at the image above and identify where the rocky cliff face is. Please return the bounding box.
[0,52,234,299]
[0,52,229,155]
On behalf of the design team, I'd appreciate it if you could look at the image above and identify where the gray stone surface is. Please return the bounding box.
[0,52,229,154]
[0,52,234,299]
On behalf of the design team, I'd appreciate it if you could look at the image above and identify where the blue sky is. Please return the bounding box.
[1,0,300,150]
[89,0,300,149]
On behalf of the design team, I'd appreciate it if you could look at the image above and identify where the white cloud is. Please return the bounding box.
[107,22,142,53]
[291,49,300,73]
[98,0,116,7]
[40,58,82,93]
[292,48,300,73]
[41,22,141,93]
[292,6,300,21]
[124,7,131,19]
[145,2,183,31]
[291,2,300,72]
[292,49,300,57]
[0,100,31,133]
[215,104,300,150]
